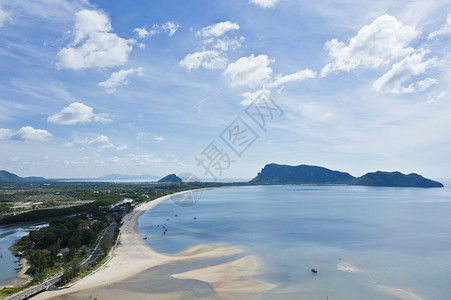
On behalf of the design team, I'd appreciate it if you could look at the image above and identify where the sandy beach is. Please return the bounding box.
[33,190,274,300]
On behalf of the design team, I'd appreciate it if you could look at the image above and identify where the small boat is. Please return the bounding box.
[311,268,317,274]
[143,236,147,240]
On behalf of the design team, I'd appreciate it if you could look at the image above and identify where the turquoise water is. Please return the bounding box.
[139,184,451,299]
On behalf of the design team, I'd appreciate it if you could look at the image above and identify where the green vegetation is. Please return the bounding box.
[13,212,110,279]
[157,174,182,184]
[250,163,444,188]
[350,171,444,188]
[250,163,354,184]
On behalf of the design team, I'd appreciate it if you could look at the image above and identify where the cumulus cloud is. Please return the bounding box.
[372,50,437,94]
[57,9,134,70]
[98,67,144,93]
[428,14,451,39]
[196,21,239,38]
[269,69,317,88]
[180,21,243,71]
[48,102,112,125]
[224,54,273,87]
[9,126,52,142]
[249,0,280,8]
[179,50,227,71]
[320,14,419,77]
[134,21,180,38]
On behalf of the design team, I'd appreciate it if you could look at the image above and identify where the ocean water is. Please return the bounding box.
[137,183,451,299]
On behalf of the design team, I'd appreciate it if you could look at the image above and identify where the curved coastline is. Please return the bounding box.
[33,189,273,300]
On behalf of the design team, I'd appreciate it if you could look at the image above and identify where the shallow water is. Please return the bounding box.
[135,183,451,299]
[0,224,47,285]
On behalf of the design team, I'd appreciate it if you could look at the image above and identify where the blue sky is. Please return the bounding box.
[1,0,451,179]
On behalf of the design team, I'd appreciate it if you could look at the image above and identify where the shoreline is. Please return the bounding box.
[0,257,32,290]
[33,189,274,299]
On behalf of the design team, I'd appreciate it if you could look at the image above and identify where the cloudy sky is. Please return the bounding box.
[1,0,451,180]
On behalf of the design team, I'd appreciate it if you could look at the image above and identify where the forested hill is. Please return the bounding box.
[250,164,354,184]
[250,164,443,188]
[350,171,443,188]
[0,170,22,182]
[0,170,46,182]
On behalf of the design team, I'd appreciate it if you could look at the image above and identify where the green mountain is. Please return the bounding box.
[250,163,354,184]
[0,170,47,182]
[0,170,23,182]
[250,164,443,188]
[350,171,443,188]
[157,174,182,184]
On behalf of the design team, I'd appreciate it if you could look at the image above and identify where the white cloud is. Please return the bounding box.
[57,9,134,70]
[426,91,446,104]
[428,14,451,39]
[212,36,244,51]
[115,145,129,151]
[161,21,180,36]
[110,153,165,166]
[179,50,227,71]
[249,0,280,8]
[372,50,437,94]
[154,136,164,143]
[196,21,239,38]
[269,69,317,88]
[70,134,127,151]
[98,67,144,93]
[320,14,419,77]
[85,135,112,145]
[10,126,52,142]
[239,89,270,106]
[0,128,13,139]
[0,5,11,26]
[134,21,180,38]
[180,21,243,71]
[224,54,273,87]
[48,102,112,125]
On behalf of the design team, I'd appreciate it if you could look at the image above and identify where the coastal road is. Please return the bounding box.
[80,222,116,267]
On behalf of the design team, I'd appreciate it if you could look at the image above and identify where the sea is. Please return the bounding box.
[135,183,451,299]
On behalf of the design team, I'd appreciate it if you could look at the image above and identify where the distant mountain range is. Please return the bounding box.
[1,166,444,188]
[98,173,160,180]
[250,164,444,188]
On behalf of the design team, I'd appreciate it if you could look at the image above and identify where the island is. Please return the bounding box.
[250,163,444,188]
